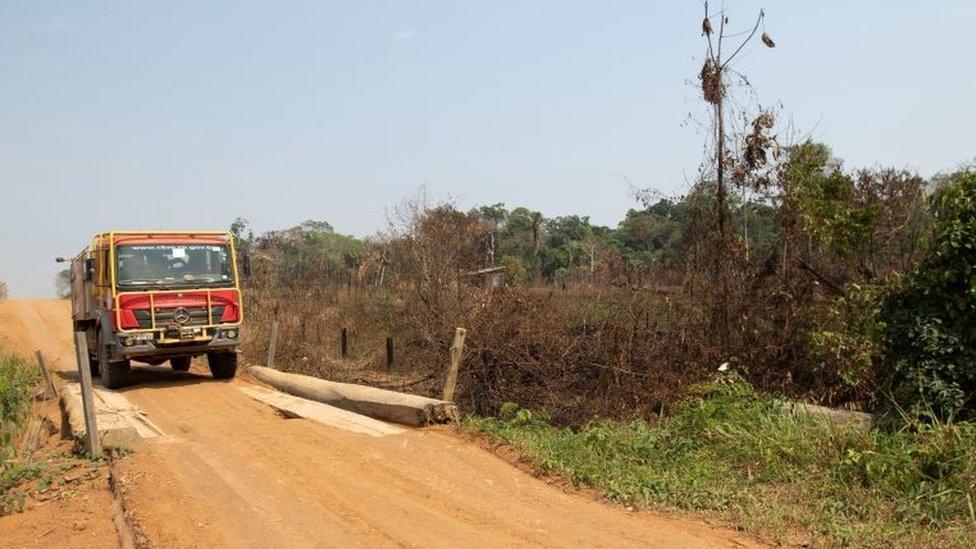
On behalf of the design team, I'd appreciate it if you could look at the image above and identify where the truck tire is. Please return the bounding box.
[97,334,130,390]
[207,352,237,380]
[170,356,191,372]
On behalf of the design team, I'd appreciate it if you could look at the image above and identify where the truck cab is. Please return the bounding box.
[64,231,243,389]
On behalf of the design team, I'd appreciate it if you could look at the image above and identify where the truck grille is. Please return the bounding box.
[133,305,226,329]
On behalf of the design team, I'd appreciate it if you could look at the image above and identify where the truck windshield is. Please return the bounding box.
[116,244,234,289]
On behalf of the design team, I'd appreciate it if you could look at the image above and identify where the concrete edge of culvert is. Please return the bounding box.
[239,385,405,437]
[776,399,874,432]
[59,383,145,452]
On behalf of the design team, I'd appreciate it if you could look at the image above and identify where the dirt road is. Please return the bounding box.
[0,299,761,548]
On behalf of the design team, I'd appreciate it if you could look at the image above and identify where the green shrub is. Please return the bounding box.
[1,350,41,513]
[1,352,37,453]
[879,169,976,418]
[499,255,527,286]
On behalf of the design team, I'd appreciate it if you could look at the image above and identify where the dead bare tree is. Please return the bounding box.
[699,1,774,342]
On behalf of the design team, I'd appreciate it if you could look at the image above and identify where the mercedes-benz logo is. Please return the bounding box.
[172,307,191,324]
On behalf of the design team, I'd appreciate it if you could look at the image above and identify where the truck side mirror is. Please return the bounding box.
[85,258,94,282]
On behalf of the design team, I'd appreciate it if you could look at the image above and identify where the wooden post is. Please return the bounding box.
[268,320,279,369]
[442,327,467,402]
[35,349,57,399]
[385,337,394,371]
[73,332,102,459]
[341,327,348,358]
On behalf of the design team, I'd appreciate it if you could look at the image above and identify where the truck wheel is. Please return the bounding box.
[207,352,237,380]
[97,336,130,390]
[170,357,192,372]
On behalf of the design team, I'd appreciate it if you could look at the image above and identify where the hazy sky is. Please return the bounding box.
[1,1,974,296]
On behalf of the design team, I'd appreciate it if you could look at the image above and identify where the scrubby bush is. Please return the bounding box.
[1,350,40,512]
[0,353,36,442]
[879,169,976,418]
[499,255,526,286]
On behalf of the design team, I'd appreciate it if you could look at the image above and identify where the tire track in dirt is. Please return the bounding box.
[1,298,764,548]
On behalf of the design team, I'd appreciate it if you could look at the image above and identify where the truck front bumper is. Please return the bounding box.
[116,328,241,359]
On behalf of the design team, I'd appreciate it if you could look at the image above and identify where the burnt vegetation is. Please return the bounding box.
[231,151,974,426]
[229,4,975,431]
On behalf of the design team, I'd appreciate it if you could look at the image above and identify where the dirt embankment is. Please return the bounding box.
[0,298,762,548]
[0,301,118,548]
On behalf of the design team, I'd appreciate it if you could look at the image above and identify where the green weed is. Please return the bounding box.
[1,350,42,514]
[465,375,976,546]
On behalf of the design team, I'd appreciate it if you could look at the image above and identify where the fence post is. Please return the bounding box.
[386,337,394,371]
[442,327,467,402]
[35,349,57,399]
[341,327,348,358]
[268,320,279,369]
[73,332,101,459]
